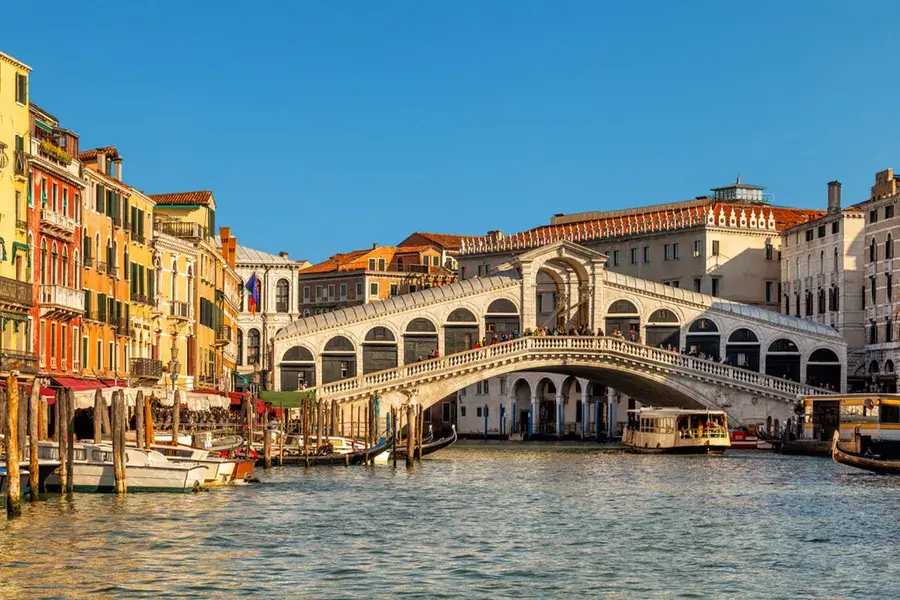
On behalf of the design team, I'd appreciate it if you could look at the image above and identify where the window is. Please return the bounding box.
[96,340,102,370]
[460,406,467,417]
[302,285,310,302]
[109,341,114,371]
[369,282,378,297]
[711,278,720,297]
[476,407,483,418]
[805,290,813,316]
[275,279,289,312]
[693,240,702,258]
[805,229,814,242]
[664,244,672,260]
[887,205,895,219]
[389,283,398,296]
[643,246,650,263]
[340,283,347,299]
[765,243,774,261]
[871,276,877,305]
[82,336,88,369]
[672,243,679,260]
[832,221,840,234]
[237,329,243,365]
[870,320,877,344]
[356,281,363,298]
[888,234,894,260]
[328,284,335,300]
[247,329,260,365]
[862,285,866,309]
[499,378,507,395]
[693,278,701,292]
[442,403,451,423]
[711,240,720,256]
[817,225,826,238]
[476,381,490,395]
[630,248,638,264]
[871,209,878,224]
[870,238,876,263]
[15,72,27,104]
[477,265,483,277]
[378,258,386,271]
[834,248,839,272]
[889,274,894,302]
[368,259,376,271]
[612,250,620,266]
[818,288,826,314]
[432,256,439,267]
[765,281,774,303]
[887,318,894,343]
[315,285,322,301]
[461,266,468,279]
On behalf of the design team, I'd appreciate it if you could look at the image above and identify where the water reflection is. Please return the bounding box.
[0,447,897,599]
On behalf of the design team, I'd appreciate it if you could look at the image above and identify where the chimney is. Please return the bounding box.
[487,230,504,242]
[372,243,378,250]
[827,181,841,214]
[279,251,289,258]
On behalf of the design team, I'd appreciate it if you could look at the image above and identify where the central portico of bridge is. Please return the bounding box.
[272,241,846,425]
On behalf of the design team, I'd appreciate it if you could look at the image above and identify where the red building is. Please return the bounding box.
[27,104,86,378]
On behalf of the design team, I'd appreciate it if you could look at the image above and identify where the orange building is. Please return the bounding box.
[78,147,131,382]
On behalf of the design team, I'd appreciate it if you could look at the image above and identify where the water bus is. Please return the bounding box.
[623,408,730,454]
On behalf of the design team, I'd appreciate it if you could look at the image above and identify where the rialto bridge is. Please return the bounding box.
[272,241,847,426]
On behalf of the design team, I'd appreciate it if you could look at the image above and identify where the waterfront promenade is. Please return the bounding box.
[0,446,886,599]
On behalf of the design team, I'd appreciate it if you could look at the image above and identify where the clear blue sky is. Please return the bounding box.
[5,1,897,262]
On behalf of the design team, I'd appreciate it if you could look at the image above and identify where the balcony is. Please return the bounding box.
[131,292,149,305]
[13,150,26,177]
[83,254,94,268]
[84,310,103,323]
[40,285,85,319]
[130,357,163,380]
[97,261,107,275]
[107,264,119,279]
[0,276,33,312]
[40,208,77,240]
[154,220,205,239]
[16,216,27,231]
[0,351,38,375]
[132,232,146,245]
[113,317,129,335]
[169,300,190,320]
[215,325,233,346]
[29,137,80,179]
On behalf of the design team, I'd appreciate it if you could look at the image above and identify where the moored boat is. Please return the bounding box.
[623,408,730,454]
[41,442,209,493]
[0,467,30,495]
[390,425,457,460]
[832,431,900,475]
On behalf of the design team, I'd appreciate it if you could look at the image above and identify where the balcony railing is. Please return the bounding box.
[40,208,77,235]
[13,150,26,177]
[215,325,233,345]
[0,276,33,308]
[84,310,103,323]
[130,357,163,380]
[131,292,149,305]
[170,300,190,319]
[113,317,129,333]
[40,284,85,317]
[132,233,146,245]
[83,254,93,268]
[0,351,38,375]
[30,137,80,178]
[154,220,206,239]
[97,261,107,275]
[107,264,118,278]
[15,217,27,230]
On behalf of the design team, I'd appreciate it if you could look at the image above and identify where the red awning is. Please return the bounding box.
[50,377,109,392]
[22,384,57,404]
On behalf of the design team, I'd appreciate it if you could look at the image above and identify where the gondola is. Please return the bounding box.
[390,425,457,460]
[832,431,900,475]
[258,433,395,467]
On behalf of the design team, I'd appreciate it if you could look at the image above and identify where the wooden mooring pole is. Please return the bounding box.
[392,406,398,468]
[17,384,26,457]
[29,381,40,500]
[66,388,75,494]
[93,388,104,443]
[406,403,415,467]
[4,373,21,517]
[135,391,145,450]
[303,398,310,467]
[417,404,424,461]
[112,390,127,494]
[279,404,285,467]
[56,388,67,494]
[172,390,181,446]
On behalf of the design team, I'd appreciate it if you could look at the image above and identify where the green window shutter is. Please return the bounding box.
[98,293,106,319]
[97,185,105,213]
[125,303,129,325]
[138,210,144,238]
[148,270,154,300]
[84,290,91,314]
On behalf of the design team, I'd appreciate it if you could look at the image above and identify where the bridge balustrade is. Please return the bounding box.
[311,336,829,401]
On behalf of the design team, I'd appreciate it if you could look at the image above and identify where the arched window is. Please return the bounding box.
[887,234,894,260]
[111,240,118,272]
[870,238,877,263]
[50,243,58,284]
[806,254,811,277]
[833,247,838,272]
[447,308,477,322]
[236,329,243,365]
[186,265,193,308]
[74,249,80,289]
[26,232,33,282]
[820,250,824,275]
[40,239,47,285]
[247,328,260,365]
[82,233,91,266]
[276,278,290,313]
[62,246,69,286]
[608,299,639,314]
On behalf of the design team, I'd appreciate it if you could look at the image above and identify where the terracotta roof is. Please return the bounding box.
[399,232,464,250]
[301,247,399,275]
[149,191,214,206]
[77,146,120,161]
[461,202,826,255]
[395,245,438,253]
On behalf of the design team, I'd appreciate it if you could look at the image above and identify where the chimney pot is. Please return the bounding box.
[827,180,842,214]
[279,251,288,258]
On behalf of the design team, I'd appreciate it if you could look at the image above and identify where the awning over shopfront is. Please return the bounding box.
[47,378,234,411]
[50,377,109,392]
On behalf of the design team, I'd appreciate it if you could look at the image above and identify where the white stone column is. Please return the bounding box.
[580,385,590,439]
[520,264,537,332]
[531,394,539,435]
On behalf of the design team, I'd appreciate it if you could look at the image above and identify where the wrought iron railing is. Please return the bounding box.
[130,357,163,379]
[170,300,190,319]
[0,350,38,374]
[0,276,33,307]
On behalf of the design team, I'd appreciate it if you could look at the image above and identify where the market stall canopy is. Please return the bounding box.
[260,389,317,409]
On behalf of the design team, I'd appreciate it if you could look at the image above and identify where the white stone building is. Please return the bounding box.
[234,245,310,390]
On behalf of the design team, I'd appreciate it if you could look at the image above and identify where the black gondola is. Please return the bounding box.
[258,433,395,467]
[832,431,900,475]
[390,425,457,460]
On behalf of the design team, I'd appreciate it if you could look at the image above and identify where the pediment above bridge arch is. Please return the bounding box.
[511,239,609,268]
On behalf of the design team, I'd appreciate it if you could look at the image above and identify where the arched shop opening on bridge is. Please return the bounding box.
[280,345,316,391]
[685,318,720,359]
[765,338,800,382]
[485,298,519,342]
[806,348,842,390]
[645,308,680,348]
[511,378,532,435]
[404,318,438,363]
[445,308,478,354]
[322,336,356,383]
[536,378,557,436]
[606,300,640,340]
[726,328,761,371]
[362,327,398,374]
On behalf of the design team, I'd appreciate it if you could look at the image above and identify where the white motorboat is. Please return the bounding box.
[140,443,238,486]
[623,408,731,454]
[40,442,208,493]
[0,467,30,495]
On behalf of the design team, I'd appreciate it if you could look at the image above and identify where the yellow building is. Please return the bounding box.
[150,229,195,391]
[0,51,36,379]
[78,147,131,382]
[126,187,159,384]
[150,191,238,391]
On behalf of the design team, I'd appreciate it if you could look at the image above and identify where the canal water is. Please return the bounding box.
[0,446,897,599]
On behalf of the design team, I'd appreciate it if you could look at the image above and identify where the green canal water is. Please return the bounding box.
[0,446,897,599]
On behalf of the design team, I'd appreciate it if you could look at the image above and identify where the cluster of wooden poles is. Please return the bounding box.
[0,371,181,518]
[255,397,428,469]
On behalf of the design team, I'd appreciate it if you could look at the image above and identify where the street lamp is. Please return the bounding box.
[169,340,181,444]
